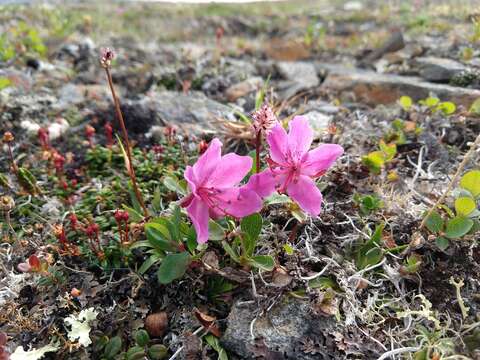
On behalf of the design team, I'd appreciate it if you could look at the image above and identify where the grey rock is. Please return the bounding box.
[317,63,480,108]
[221,298,339,359]
[361,31,405,65]
[414,57,467,82]
[276,61,320,99]
[225,76,263,102]
[301,111,332,138]
[107,91,235,134]
[305,100,341,115]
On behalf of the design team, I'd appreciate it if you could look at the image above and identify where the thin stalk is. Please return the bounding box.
[255,130,261,173]
[420,131,480,230]
[104,67,148,217]
[7,143,18,174]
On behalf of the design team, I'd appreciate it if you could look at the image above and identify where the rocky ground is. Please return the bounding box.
[1,1,480,359]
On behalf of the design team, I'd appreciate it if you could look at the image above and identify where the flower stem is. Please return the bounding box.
[7,143,18,174]
[104,67,148,217]
[255,130,261,173]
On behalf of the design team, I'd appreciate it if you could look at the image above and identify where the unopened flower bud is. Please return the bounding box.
[100,47,115,68]
[2,131,14,143]
[71,288,82,297]
[85,125,95,138]
[0,195,14,211]
[198,140,209,154]
[252,103,278,134]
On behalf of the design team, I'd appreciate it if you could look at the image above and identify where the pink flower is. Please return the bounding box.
[252,103,278,134]
[245,116,343,216]
[181,138,262,244]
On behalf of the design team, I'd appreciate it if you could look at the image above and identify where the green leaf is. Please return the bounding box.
[248,255,275,271]
[148,344,168,360]
[469,98,480,115]
[355,223,385,270]
[445,216,474,239]
[379,140,397,161]
[435,101,456,115]
[241,213,263,242]
[128,182,143,214]
[308,276,338,290]
[152,185,162,213]
[139,255,161,274]
[399,95,412,111]
[104,336,122,359]
[435,237,449,251]
[470,219,480,235]
[134,329,150,347]
[122,205,143,222]
[424,210,444,233]
[145,222,177,251]
[208,220,226,241]
[186,226,198,253]
[171,205,181,240]
[17,167,40,195]
[362,151,385,174]
[241,213,263,257]
[455,196,476,217]
[0,77,11,90]
[157,252,190,284]
[222,241,240,262]
[421,96,440,108]
[460,170,480,198]
[163,175,186,195]
[0,173,10,188]
[283,243,294,255]
[126,346,145,360]
[205,334,229,360]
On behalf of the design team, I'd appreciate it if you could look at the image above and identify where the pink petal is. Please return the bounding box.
[184,166,197,193]
[186,197,210,244]
[207,153,252,188]
[287,175,323,216]
[301,144,344,177]
[192,138,222,185]
[266,123,288,164]
[244,169,281,198]
[287,116,313,160]
[215,188,262,218]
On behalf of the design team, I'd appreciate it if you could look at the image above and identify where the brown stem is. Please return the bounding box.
[420,131,480,230]
[7,143,18,174]
[255,130,261,173]
[104,67,148,217]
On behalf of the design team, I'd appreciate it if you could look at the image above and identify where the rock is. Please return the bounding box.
[100,91,236,135]
[305,100,340,115]
[48,118,70,140]
[276,61,320,99]
[317,63,480,108]
[301,111,332,138]
[414,57,467,82]
[221,298,338,359]
[384,44,424,64]
[360,31,405,65]
[343,1,363,11]
[225,76,263,102]
[265,39,310,61]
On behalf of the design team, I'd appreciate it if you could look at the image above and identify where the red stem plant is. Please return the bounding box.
[100,48,148,217]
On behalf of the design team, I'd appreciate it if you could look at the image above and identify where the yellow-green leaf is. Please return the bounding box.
[460,170,480,198]
[455,197,476,216]
[399,96,412,111]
